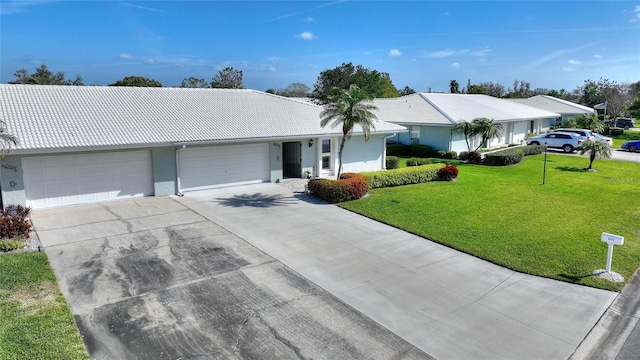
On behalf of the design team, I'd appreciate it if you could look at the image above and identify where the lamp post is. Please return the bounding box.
[542,142,548,185]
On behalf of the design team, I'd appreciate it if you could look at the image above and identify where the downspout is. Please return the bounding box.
[383,133,396,169]
[175,145,186,196]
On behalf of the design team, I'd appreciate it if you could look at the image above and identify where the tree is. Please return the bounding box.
[211,67,244,89]
[9,64,83,85]
[277,82,311,97]
[478,82,505,97]
[504,80,533,98]
[110,76,162,87]
[179,77,209,88]
[471,117,503,151]
[398,86,416,96]
[573,114,604,133]
[0,119,18,157]
[451,121,474,152]
[628,92,640,118]
[311,62,400,103]
[449,80,459,94]
[319,85,378,179]
[467,84,488,95]
[578,140,611,170]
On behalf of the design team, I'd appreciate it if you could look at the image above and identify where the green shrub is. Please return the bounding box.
[308,173,369,203]
[610,128,624,136]
[362,163,445,189]
[387,144,410,156]
[458,151,469,160]
[446,150,457,159]
[484,148,524,166]
[437,165,459,181]
[467,151,482,164]
[406,157,430,166]
[0,236,25,252]
[522,145,545,156]
[436,150,447,158]
[386,156,400,169]
[410,144,434,157]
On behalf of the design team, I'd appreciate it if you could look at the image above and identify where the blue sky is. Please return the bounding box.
[1,1,639,93]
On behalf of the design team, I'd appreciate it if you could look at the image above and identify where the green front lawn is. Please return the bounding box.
[611,131,640,148]
[342,154,640,291]
[0,252,88,359]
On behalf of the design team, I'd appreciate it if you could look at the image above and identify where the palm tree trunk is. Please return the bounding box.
[337,134,347,179]
[589,153,595,169]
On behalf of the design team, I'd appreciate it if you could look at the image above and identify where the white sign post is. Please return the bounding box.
[601,232,624,273]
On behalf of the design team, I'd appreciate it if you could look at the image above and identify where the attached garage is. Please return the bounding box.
[22,150,154,209]
[178,143,269,192]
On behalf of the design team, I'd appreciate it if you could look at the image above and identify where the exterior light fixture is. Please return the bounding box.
[309,139,314,147]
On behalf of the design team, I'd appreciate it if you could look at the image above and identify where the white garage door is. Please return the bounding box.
[22,150,154,209]
[179,144,269,191]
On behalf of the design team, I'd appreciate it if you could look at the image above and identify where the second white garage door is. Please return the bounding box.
[179,143,269,191]
[22,150,154,209]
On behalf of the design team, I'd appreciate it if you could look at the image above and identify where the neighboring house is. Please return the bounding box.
[0,85,405,209]
[506,95,594,126]
[373,93,560,154]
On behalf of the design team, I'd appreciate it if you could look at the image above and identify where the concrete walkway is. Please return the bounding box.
[177,183,617,360]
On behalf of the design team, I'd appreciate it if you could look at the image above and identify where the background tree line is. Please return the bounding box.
[7,64,640,118]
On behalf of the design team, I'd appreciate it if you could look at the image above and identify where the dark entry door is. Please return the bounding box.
[282,142,302,178]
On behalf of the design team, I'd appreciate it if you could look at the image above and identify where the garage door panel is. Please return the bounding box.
[179,144,269,191]
[23,150,154,209]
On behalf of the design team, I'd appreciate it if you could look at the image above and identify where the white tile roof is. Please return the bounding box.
[373,93,561,125]
[0,85,405,152]
[505,95,595,115]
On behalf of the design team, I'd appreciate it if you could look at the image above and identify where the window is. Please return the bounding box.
[321,139,332,170]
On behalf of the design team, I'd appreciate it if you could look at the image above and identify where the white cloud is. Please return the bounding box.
[631,5,640,22]
[594,54,602,58]
[119,53,133,59]
[297,31,315,40]
[473,48,491,57]
[267,65,277,73]
[451,62,460,69]
[364,51,373,55]
[121,2,164,13]
[388,49,401,57]
[440,12,450,16]
[567,59,581,65]
[430,49,457,58]
[303,17,316,23]
[562,66,577,72]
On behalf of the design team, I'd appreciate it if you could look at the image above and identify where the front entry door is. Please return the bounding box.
[283,142,302,178]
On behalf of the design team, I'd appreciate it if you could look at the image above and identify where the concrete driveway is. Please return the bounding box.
[176,183,618,360]
[32,197,431,359]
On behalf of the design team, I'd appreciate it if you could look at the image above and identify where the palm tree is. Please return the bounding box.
[575,113,604,134]
[320,85,378,179]
[451,121,474,152]
[471,117,503,151]
[450,80,459,94]
[0,119,17,158]
[579,140,611,170]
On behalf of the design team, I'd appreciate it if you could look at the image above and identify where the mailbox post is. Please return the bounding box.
[601,232,624,273]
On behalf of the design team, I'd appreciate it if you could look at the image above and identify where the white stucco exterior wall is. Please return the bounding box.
[341,134,386,173]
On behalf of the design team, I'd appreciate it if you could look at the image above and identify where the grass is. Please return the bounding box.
[394,156,461,168]
[0,252,89,360]
[610,131,640,148]
[342,154,640,292]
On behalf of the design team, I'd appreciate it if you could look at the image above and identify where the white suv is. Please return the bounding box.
[527,132,582,153]
[552,128,594,141]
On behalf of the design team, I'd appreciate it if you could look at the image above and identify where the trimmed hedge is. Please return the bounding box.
[386,156,400,169]
[409,144,434,157]
[362,163,445,189]
[406,157,430,166]
[484,148,523,166]
[610,127,624,136]
[308,173,369,203]
[521,145,545,156]
[387,144,410,156]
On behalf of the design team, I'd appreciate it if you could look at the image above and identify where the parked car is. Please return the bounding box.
[605,118,635,130]
[592,133,613,146]
[551,128,594,141]
[527,132,582,153]
[621,140,640,152]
